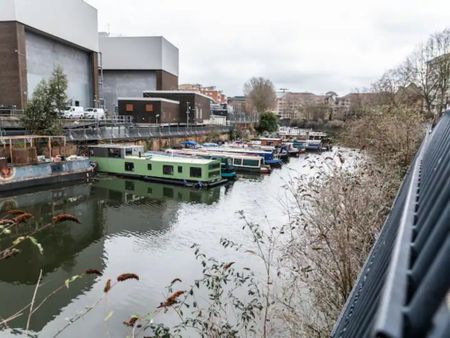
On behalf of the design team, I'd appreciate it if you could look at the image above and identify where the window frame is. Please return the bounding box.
[163,165,174,175]
[124,162,135,172]
[190,167,202,178]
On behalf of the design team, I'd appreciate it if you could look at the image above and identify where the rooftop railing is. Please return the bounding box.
[65,125,232,142]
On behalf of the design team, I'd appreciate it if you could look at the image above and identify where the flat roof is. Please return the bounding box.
[130,154,215,165]
[99,36,179,76]
[118,97,180,104]
[89,144,143,149]
[0,0,99,52]
[143,90,214,102]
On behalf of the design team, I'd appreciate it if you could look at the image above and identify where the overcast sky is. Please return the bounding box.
[86,0,450,97]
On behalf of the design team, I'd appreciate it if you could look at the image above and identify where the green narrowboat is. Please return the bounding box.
[89,144,227,188]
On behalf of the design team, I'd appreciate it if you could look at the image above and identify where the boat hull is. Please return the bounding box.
[98,171,227,188]
[0,169,94,194]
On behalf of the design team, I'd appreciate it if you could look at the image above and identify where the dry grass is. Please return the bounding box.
[274,106,426,337]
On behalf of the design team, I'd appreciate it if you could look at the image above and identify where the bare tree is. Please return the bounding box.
[243,77,277,115]
[428,28,450,114]
[402,28,450,114]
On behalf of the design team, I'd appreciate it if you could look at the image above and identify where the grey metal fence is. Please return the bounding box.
[65,125,231,142]
[331,110,450,338]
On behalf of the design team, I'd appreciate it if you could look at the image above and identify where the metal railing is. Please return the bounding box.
[0,108,24,117]
[331,111,450,338]
[65,125,231,142]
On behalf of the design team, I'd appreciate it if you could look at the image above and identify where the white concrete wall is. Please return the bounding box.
[102,70,157,113]
[100,36,179,76]
[161,38,179,77]
[0,0,98,51]
[26,30,93,107]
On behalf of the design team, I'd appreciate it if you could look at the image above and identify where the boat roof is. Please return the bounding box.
[168,149,262,161]
[259,137,282,141]
[208,147,271,154]
[88,144,144,149]
[129,154,216,165]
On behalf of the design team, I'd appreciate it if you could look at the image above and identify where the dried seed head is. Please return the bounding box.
[117,273,139,282]
[52,214,80,224]
[13,213,33,224]
[104,279,112,293]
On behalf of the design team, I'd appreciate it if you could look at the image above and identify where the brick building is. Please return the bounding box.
[0,0,99,109]
[143,91,212,124]
[179,84,226,104]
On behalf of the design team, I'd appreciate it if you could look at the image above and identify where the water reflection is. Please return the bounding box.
[94,175,222,206]
[0,177,224,332]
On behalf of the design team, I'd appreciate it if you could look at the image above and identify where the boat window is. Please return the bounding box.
[163,165,174,175]
[147,163,152,171]
[125,162,134,172]
[209,170,220,178]
[233,158,242,166]
[178,166,183,173]
[208,163,220,170]
[108,148,121,158]
[243,159,260,167]
[190,167,202,178]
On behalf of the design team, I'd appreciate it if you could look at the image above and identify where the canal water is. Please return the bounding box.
[0,155,320,337]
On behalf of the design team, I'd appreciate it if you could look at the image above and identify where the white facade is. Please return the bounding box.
[0,0,98,52]
[99,36,179,76]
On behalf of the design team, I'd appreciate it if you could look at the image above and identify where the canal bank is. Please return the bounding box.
[0,153,327,337]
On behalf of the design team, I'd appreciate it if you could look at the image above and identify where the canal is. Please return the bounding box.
[0,155,319,337]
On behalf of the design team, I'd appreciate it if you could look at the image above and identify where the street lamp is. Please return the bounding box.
[186,102,191,128]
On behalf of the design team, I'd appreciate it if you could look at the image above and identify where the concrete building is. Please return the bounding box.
[117,97,179,124]
[0,0,99,109]
[100,35,179,114]
[143,91,212,125]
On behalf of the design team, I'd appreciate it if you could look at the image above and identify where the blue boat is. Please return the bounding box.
[180,140,200,149]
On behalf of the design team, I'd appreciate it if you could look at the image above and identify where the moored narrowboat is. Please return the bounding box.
[89,144,227,188]
[0,135,94,194]
[166,149,271,174]
[205,147,283,168]
[146,150,237,180]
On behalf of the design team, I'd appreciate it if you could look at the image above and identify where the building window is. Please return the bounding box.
[125,162,134,172]
[178,166,183,173]
[190,167,202,178]
[126,104,134,112]
[145,104,153,112]
[163,165,174,175]
[147,163,152,171]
